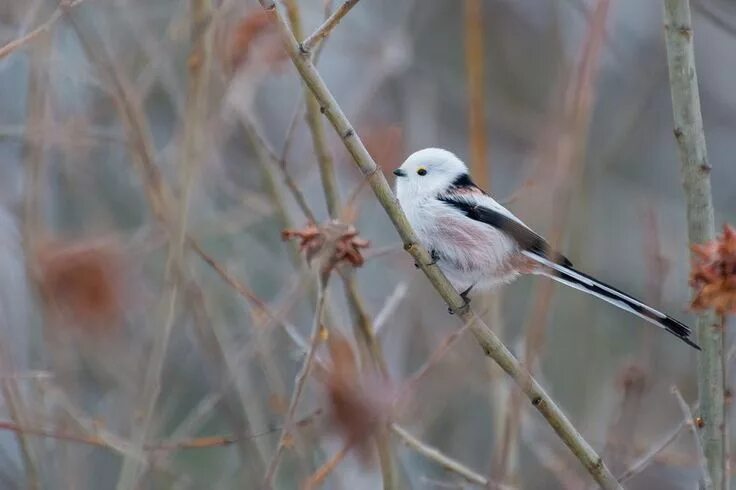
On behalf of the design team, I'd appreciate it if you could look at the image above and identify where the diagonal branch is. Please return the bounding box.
[301,0,361,54]
[391,424,489,487]
[258,2,621,488]
[0,0,86,61]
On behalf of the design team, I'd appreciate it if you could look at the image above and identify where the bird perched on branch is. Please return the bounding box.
[393,148,699,350]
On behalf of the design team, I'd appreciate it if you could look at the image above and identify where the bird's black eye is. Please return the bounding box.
[417,167,427,176]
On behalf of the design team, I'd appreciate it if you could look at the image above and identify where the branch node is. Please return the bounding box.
[298,42,309,56]
[342,128,355,140]
[677,25,693,39]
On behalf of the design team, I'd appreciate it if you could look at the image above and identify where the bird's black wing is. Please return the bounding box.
[438,194,573,267]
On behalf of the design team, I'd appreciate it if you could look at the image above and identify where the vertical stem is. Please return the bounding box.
[284,0,341,220]
[115,1,211,487]
[14,23,52,490]
[281,2,397,487]
[262,278,328,487]
[662,1,723,489]
[463,0,489,186]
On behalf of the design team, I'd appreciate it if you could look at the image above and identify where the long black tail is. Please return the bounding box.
[524,252,700,350]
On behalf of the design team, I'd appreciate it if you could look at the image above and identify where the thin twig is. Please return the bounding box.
[115,1,211,487]
[258,2,621,488]
[662,1,723,488]
[301,0,361,54]
[302,442,351,490]
[672,386,712,488]
[0,411,321,452]
[401,315,476,392]
[616,418,687,484]
[284,0,341,220]
[463,0,489,187]
[282,1,398,487]
[374,282,409,335]
[242,115,317,225]
[0,0,85,60]
[495,0,611,481]
[262,280,328,487]
[391,424,488,487]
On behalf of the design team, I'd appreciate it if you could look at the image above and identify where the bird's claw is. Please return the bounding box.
[448,285,474,315]
[447,298,470,315]
[415,249,440,268]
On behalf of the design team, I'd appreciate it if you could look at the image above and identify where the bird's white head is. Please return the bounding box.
[393,148,468,202]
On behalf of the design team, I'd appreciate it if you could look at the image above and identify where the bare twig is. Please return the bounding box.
[0,0,85,60]
[672,386,712,488]
[0,411,321,452]
[616,418,687,484]
[391,424,488,487]
[243,116,318,225]
[463,0,489,186]
[284,0,341,220]
[301,0,361,53]
[374,282,409,335]
[115,1,212,487]
[662,1,723,487]
[258,2,621,488]
[282,1,398,487]
[495,0,610,482]
[262,280,328,487]
[302,442,351,490]
[401,315,476,392]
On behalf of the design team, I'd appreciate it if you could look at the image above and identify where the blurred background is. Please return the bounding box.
[0,0,735,488]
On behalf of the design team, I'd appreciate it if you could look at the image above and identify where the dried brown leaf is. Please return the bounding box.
[690,224,736,315]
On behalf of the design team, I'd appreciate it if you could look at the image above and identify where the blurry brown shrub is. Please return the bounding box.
[323,332,394,463]
[219,9,288,76]
[34,238,127,332]
[690,224,736,315]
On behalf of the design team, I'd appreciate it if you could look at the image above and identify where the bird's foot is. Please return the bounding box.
[448,284,474,315]
[415,249,440,268]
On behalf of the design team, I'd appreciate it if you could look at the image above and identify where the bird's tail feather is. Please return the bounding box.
[523,252,700,350]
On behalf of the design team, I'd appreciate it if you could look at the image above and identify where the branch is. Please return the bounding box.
[391,424,488,487]
[282,1,398,487]
[0,0,85,60]
[662,1,723,488]
[671,386,712,488]
[463,0,489,186]
[302,442,351,490]
[301,0,361,54]
[116,1,211,487]
[259,3,621,488]
[262,280,328,487]
[616,418,686,484]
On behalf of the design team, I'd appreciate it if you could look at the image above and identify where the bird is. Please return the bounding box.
[393,147,700,350]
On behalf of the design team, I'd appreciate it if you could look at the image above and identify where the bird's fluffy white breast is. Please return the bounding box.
[398,192,520,291]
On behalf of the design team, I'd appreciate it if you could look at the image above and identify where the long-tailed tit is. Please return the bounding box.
[394,148,699,350]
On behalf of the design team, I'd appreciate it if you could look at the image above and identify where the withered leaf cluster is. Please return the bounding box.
[690,224,736,315]
[282,221,369,275]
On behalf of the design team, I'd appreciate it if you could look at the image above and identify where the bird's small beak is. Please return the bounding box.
[393,168,407,177]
